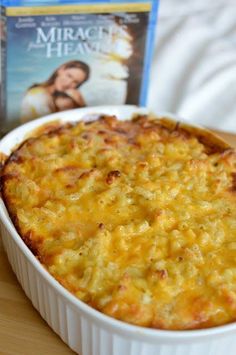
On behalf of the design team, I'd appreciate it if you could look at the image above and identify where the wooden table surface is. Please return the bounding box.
[0,129,236,355]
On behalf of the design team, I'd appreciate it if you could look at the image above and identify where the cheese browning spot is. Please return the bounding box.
[231,172,236,192]
[106,170,121,184]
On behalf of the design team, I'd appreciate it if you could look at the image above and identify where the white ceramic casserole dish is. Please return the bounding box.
[0,105,236,355]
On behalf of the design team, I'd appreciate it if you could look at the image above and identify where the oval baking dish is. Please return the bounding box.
[0,105,236,355]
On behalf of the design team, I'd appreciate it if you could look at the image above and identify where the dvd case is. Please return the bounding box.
[0,0,159,133]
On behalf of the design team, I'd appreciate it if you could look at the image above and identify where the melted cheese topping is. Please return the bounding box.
[2,115,236,330]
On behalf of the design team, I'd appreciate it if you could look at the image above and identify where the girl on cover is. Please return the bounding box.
[20,60,90,122]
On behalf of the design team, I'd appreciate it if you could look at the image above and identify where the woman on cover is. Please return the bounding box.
[20,60,90,122]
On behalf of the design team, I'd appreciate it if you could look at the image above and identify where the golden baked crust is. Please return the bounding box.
[1,114,236,330]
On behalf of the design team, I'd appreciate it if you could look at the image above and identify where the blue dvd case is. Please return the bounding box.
[0,0,159,132]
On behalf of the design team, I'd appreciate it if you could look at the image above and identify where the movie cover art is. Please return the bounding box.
[0,1,158,131]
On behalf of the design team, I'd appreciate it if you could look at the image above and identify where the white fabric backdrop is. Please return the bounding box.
[148,0,236,132]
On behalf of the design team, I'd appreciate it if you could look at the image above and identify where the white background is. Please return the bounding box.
[148,0,236,132]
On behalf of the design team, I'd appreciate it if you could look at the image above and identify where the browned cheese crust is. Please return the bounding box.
[1,115,236,330]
